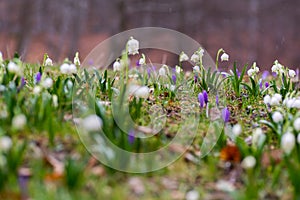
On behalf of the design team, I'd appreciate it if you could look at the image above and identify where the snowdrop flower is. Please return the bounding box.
[170,85,176,91]
[247,62,259,78]
[293,99,300,108]
[175,65,182,74]
[127,37,139,55]
[271,60,284,75]
[73,52,80,66]
[270,94,282,106]
[33,86,42,94]
[241,156,256,169]
[60,63,77,74]
[186,190,199,200]
[252,128,265,147]
[232,124,242,137]
[138,57,145,65]
[193,66,200,73]
[0,136,12,151]
[179,51,189,62]
[0,51,3,64]
[159,66,167,76]
[220,52,229,61]
[293,118,300,131]
[134,86,150,99]
[113,60,121,71]
[263,95,271,105]
[190,53,200,63]
[285,98,295,108]
[82,114,103,132]
[272,111,283,123]
[12,114,27,130]
[8,62,21,75]
[128,130,135,144]
[42,78,53,89]
[288,69,296,78]
[45,57,53,66]
[281,132,295,154]
[247,68,255,78]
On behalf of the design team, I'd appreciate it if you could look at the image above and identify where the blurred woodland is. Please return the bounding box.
[0,0,299,69]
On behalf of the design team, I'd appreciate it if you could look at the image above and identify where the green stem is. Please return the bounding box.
[215,48,224,71]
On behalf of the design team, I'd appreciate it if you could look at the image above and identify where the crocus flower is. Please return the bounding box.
[202,90,208,103]
[262,71,269,80]
[198,93,204,108]
[147,67,151,78]
[216,95,219,106]
[265,82,269,88]
[222,107,230,123]
[194,75,198,83]
[34,72,41,84]
[172,74,176,85]
[128,129,135,144]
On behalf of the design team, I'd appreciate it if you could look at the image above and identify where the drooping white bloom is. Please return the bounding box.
[272,111,283,123]
[175,65,182,74]
[281,132,295,154]
[127,37,139,55]
[293,99,300,108]
[113,60,121,71]
[270,93,282,106]
[82,114,103,132]
[60,63,77,74]
[248,62,259,77]
[247,68,255,77]
[138,57,145,65]
[241,156,256,169]
[42,78,53,89]
[170,85,176,92]
[179,51,189,62]
[186,190,199,200]
[232,124,242,137]
[0,136,12,151]
[45,57,53,66]
[293,118,300,131]
[271,60,284,75]
[134,86,150,99]
[73,52,81,66]
[263,95,271,105]
[193,66,200,73]
[12,114,27,130]
[159,66,167,76]
[7,62,21,74]
[288,69,296,78]
[190,53,200,63]
[273,93,282,102]
[220,52,229,61]
[33,86,42,94]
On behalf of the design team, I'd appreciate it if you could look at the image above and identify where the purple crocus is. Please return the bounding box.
[136,60,141,67]
[172,74,177,84]
[128,129,135,144]
[147,67,152,78]
[222,107,230,123]
[259,81,263,89]
[198,93,204,108]
[194,75,198,83]
[202,90,208,103]
[262,71,269,80]
[34,72,41,84]
[216,95,219,106]
[265,82,269,88]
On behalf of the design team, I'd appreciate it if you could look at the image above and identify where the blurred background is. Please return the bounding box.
[0,0,299,69]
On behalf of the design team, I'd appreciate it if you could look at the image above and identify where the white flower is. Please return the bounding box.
[42,78,53,89]
[297,134,300,144]
[215,180,235,192]
[220,52,229,61]
[270,93,282,106]
[232,124,242,137]
[186,190,199,200]
[127,37,139,55]
[73,52,80,66]
[286,98,295,108]
[193,66,200,73]
[288,69,296,78]
[113,60,121,71]
[241,156,256,169]
[247,68,255,77]
[60,63,77,74]
[273,93,282,102]
[52,95,58,107]
[0,51,3,64]
[175,65,182,74]
[190,53,200,63]
[263,95,271,105]
[0,136,12,151]
[134,86,150,99]
[271,60,284,75]
[293,99,300,108]
[179,52,189,62]
[159,66,167,76]
[7,62,21,74]
[170,85,176,92]
[272,111,283,123]
[33,86,42,94]
[82,114,103,132]
[293,118,300,131]
[12,114,26,130]
[139,58,145,66]
[199,49,204,57]
[281,132,295,154]
[45,57,53,66]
